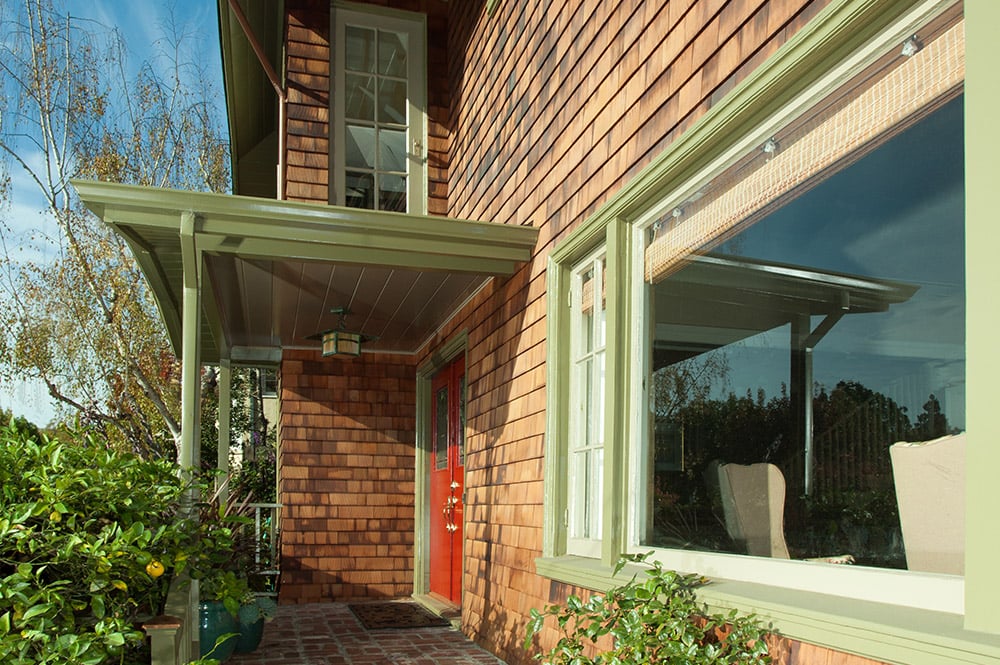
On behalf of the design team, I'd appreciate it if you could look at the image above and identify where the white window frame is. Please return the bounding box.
[625,4,965,614]
[566,248,607,557]
[331,3,427,214]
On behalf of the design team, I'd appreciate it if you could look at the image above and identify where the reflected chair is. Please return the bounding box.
[713,461,853,563]
[889,433,966,575]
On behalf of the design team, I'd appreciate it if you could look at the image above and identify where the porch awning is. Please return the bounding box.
[74,180,539,364]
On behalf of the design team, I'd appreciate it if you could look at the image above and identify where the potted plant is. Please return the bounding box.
[177,481,256,662]
[235,595,278,653]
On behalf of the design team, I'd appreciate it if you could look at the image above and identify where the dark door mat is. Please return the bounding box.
[348,601,451,630]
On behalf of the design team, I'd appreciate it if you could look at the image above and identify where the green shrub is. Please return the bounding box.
[524,553,771,664]
[0,421,193,664]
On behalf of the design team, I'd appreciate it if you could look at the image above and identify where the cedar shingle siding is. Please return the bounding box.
[276,1,884,663]
[279,350,417,603]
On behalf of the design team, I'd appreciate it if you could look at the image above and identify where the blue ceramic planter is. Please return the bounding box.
[199,601,238,662]
[235,615,265,653]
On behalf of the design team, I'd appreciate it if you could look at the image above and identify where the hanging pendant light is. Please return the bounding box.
[313,307,368,357]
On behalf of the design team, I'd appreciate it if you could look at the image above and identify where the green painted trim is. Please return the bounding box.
[73,181,538,261]
[963,0,1000,635]
[542,257,569,558]
[601,217,630,566]
[413,333,469,596]
[536,556,1000,665]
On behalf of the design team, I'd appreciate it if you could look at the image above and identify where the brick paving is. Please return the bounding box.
[229,602,507,665]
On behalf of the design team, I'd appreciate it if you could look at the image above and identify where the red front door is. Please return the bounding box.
[429,355,465,605]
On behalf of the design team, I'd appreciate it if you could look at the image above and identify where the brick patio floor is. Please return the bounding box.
[228,602,508,665]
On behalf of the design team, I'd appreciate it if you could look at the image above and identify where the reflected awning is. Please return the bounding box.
[653,253,919,367]
[74,180,539,364]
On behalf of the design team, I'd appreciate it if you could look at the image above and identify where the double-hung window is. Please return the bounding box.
[332,4,426,213]
[567,250,607,557]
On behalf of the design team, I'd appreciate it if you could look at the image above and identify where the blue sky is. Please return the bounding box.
[0,0,225,425]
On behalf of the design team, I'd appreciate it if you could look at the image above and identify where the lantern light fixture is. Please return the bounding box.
[313,307,370,357]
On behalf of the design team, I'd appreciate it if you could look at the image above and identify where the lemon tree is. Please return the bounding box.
[0,419,201,664]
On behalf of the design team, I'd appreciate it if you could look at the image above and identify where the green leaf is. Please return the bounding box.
[21,603,53,622]
[91,595,105,620]
[0,611,10,635]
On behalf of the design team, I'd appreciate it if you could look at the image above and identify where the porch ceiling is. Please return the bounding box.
[74,180,539,364]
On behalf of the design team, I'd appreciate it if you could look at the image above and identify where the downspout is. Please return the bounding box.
[227,0,287,200]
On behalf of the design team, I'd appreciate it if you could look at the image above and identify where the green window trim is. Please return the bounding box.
[536,555,1000,665]
[540,0,1000,658]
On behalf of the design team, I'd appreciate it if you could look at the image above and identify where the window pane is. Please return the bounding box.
[591,447,604,538]
[345,26,375,73]
[378,174,406,212]
[580,269,594,353]
[378,29,407,77]
[345,124,376,169]
[581,357,593,446]
[379,128,407,172]
[570,451,591,538]
[640,97,965,571]
[458,374,466,467]
[344,172,373,209]
[378,79,407,125]
[345,74,375,121]
[568,251,607,551]
[435,386,448,470]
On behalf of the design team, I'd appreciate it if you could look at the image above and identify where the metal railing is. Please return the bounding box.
[248,502,281,596]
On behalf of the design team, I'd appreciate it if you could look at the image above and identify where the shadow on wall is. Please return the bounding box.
[277,351,418,605]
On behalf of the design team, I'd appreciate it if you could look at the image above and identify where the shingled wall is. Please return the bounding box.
[272,1,890,663]
[277,349,417,603]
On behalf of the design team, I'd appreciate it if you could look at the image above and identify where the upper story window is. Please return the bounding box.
[332,5,426,213]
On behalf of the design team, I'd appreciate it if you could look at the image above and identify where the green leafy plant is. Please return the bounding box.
[0,419,259,664]
[238,596,278,624]
[524,553,771,664]
[0,420,190,664]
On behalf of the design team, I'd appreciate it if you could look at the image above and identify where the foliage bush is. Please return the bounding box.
[524,553,770,664]
[0,419,239,664]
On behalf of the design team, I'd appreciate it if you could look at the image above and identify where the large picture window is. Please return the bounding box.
[637,97,964,570]
[630,13,966,603]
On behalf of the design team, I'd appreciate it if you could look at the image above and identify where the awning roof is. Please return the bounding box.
[74,180,539,364]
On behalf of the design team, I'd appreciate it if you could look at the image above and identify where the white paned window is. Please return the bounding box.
[567,249,607,557]
[333,6,426,213]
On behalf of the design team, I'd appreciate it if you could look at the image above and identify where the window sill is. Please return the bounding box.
[535,556,1000,665]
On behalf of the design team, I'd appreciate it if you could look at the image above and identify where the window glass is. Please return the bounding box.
[639,96,965,571]
[335,10,423,213]
[435,385,449,470]
[568,253,607,552]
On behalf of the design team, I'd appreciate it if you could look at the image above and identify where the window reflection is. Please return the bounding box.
[642,97,965,571]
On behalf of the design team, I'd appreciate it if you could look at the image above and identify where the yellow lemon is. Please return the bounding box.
[145,560,165,578]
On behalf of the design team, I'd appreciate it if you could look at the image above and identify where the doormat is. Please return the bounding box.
[348,601,451,630]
